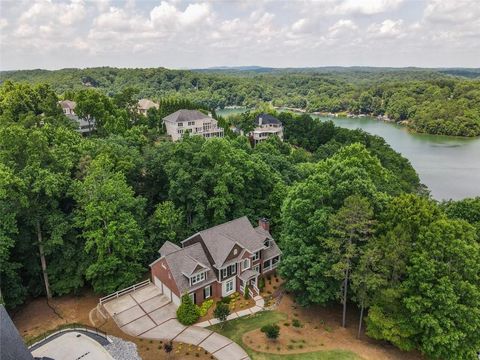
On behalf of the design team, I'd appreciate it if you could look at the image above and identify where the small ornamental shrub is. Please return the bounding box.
[258,277,265,291]
[214,303,230,328]
[261,324,280,340]
[199,299,214,316]
[292,319,302,328]
[220,296,232,304]
[244,286,250,299]
[177,294,200,325]
[164,341,173,355]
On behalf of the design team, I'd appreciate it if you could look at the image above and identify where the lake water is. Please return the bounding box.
[217,108,480,200]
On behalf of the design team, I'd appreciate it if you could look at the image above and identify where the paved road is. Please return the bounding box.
[102,284,250,360]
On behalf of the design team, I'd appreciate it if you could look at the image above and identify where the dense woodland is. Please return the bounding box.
[1,67,480,137]
[0,81,479,360]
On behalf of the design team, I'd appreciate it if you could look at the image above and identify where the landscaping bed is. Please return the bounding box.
[209,292,425,360]
[197,292,256,322]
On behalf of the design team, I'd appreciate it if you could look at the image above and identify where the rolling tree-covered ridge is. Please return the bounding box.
[1,66,480,136]
[0,81,479,359]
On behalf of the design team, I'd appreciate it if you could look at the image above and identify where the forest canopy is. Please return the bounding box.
[1,66,479,136]
[0,80,479,359]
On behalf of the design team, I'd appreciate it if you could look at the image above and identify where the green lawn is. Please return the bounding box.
[207,311,361,360]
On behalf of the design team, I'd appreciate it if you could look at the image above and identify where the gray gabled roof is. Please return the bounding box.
[163,109,211,123]
[255,113,282,126]
[0,305,34,360]
[163,242,214,294]
[159,241,181,257]
[59,100,76,109]
[194,216,266,267]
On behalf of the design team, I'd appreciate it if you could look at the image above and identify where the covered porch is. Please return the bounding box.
[239,269,260,298]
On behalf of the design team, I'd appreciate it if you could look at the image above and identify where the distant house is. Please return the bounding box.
[137,99,159,115]
[163,109,224,142]
[58,100,94,135]
[250,113,284,145]
[150,217,281,306]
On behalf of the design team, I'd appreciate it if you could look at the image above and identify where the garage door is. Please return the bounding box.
[153,276,180,306]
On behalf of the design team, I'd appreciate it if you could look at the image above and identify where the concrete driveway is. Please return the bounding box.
[102,284,249,360]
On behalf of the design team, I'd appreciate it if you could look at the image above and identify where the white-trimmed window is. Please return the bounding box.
[253,264,260,273]
[252,251,260,261]
[178,122,183,127]
[204,285,211,299]
[263,256,280,271]
[188,121,195,126]
[178,129,184,134]
[191,271,206,285]
[233,248,238,256]
[242,258,250,271]
[226,279,234,293]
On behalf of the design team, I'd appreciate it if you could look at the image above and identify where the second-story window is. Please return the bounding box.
[242,258,250,271]
[221,264,237,279]
[191,271,206,285]
[188,121,195,126]
[178,122,183,127]
[252,251,260,261]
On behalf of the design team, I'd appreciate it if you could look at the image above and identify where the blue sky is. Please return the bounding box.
[0,0,479,70]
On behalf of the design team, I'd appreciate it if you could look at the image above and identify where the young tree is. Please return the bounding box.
[176,294,200,325]
[213,303,230,328]
[326,195,375,328]
[73,154,146,293]
[350,245,384,338]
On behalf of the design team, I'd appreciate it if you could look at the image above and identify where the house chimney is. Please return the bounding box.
[259,218,270,231]
[259,117,263,126]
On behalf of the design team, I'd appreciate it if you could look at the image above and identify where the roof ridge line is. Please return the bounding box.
[199,216,249,234]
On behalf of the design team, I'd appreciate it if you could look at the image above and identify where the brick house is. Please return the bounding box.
[150,216,281,306]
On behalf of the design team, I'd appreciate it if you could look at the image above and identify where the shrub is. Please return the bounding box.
[220,296,232,304]
[244,286,249,299]
[292,319,302,328]
[261,324,280,340]
[164,341,173,355]
[199,299,214,317]
[214,303,230,328]
[177,294,200,325]
[258,277,265,291]
[284,322,290,326]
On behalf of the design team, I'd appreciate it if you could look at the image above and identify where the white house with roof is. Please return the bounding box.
[250,113,284,145]
[163,109,224,142]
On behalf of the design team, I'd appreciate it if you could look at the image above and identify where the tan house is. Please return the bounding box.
[163,109,224,142]
[250,113,284,145]
[150,217,281,306]
[137,99,159,115]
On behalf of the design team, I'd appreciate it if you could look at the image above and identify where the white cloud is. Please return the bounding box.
[368,19,404,38]
[333,0,404,15]
[0,0,478,69]
[329,19,358,35]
